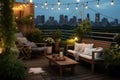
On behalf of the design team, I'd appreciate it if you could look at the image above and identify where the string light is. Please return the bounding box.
[51,4,54,10]
[46,5,48,9]
[58,0,61,6]
[66,4,69,10]
[41,4,44,8]
[111,0,114,5]
[75,3,78,10]
[34,0,117,11]
[96,0,100,8]
[76,0,80,3]
[85,2,88,9]
[44,1,48,6]
[35,5,37,8]
[58,5,60,10]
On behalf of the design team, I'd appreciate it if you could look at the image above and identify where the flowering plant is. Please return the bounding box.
[43,37,55,46]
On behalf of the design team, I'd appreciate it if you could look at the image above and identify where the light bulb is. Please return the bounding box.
[45,1,48,6]
[58,0,61,6]
[76,0,80,3]
[111,0,114,5]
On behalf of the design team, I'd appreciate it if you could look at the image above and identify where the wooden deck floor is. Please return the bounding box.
[24,55,120,80]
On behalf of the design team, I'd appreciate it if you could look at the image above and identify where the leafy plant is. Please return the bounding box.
[0,51,27,80]
[53,29,62,40]
[104,48,120,76]
[114,33,120,47]
[74,20,91,42]
[0,0,28,80]
[43,37,55,46]
[16,14,33,26]
[25,28,42,42]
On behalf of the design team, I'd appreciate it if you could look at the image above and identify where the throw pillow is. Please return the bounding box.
[85,43,94,49]
[74,42,84,52]
[83,47,92,55]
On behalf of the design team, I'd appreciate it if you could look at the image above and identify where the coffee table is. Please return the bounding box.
[46,55,78,76]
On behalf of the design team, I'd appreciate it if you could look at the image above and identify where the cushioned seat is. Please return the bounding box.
[15,32,47,58]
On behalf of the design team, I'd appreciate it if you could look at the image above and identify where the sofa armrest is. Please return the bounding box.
[66,44,74,50]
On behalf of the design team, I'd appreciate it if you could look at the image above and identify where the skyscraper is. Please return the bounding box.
[59,14,65,26]
[95,13,100,23]
[86,13,90,21]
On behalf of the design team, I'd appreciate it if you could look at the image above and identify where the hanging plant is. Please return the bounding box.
[16,14,33,26]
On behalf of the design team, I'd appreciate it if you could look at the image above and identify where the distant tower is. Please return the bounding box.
[40,15,45,24]
[65,15,68,25]
[73,16,77,26]
[59,15,65,26]
[95,13,100,23]
[86,13,90,21]
[114,19,118,25]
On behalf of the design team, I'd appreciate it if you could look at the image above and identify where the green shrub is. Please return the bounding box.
[26,28,42,42]
[0,52,27,80]
[104,48,120,76]
[53,29,62,40]
[74,20,91,42]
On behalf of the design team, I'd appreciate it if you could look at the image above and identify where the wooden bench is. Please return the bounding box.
[66,39,111,73]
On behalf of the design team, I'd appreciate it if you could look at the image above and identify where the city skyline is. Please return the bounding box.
[35,13,119,27]
[16,0,120,23]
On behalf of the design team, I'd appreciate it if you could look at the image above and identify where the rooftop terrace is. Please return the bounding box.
[24,55,120,80]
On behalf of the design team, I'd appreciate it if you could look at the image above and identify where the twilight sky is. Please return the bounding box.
[16,0,120,23]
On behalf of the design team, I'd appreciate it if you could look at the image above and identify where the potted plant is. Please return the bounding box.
[74,20,91,42]
[53,29,62,53]
[43,37,55,54]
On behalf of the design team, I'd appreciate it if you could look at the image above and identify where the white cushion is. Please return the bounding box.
[74,42,85,52]
[15,32,23,38]
[83,47,92,55]
[25,42,37,48]
[16,37,28,45]
[32,47,47,51]
[67,49,78,54]
[79,54,103,60]
[85,43,94,49]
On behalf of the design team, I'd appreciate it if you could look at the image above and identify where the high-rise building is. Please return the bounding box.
[40,15,45,24]
[86,13,90,21]
[35,15,45,25]
[95,13,100,23]
[46,16,58,25]
[65,15,68,25]
[59,14,65,26]
[101,17,109,26]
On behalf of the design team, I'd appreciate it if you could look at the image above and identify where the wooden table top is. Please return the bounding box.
[46,55,78,66]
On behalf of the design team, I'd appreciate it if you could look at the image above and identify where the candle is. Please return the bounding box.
[60,52,63,57]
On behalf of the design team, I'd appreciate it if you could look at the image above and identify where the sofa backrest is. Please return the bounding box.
[82,38,111,48]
